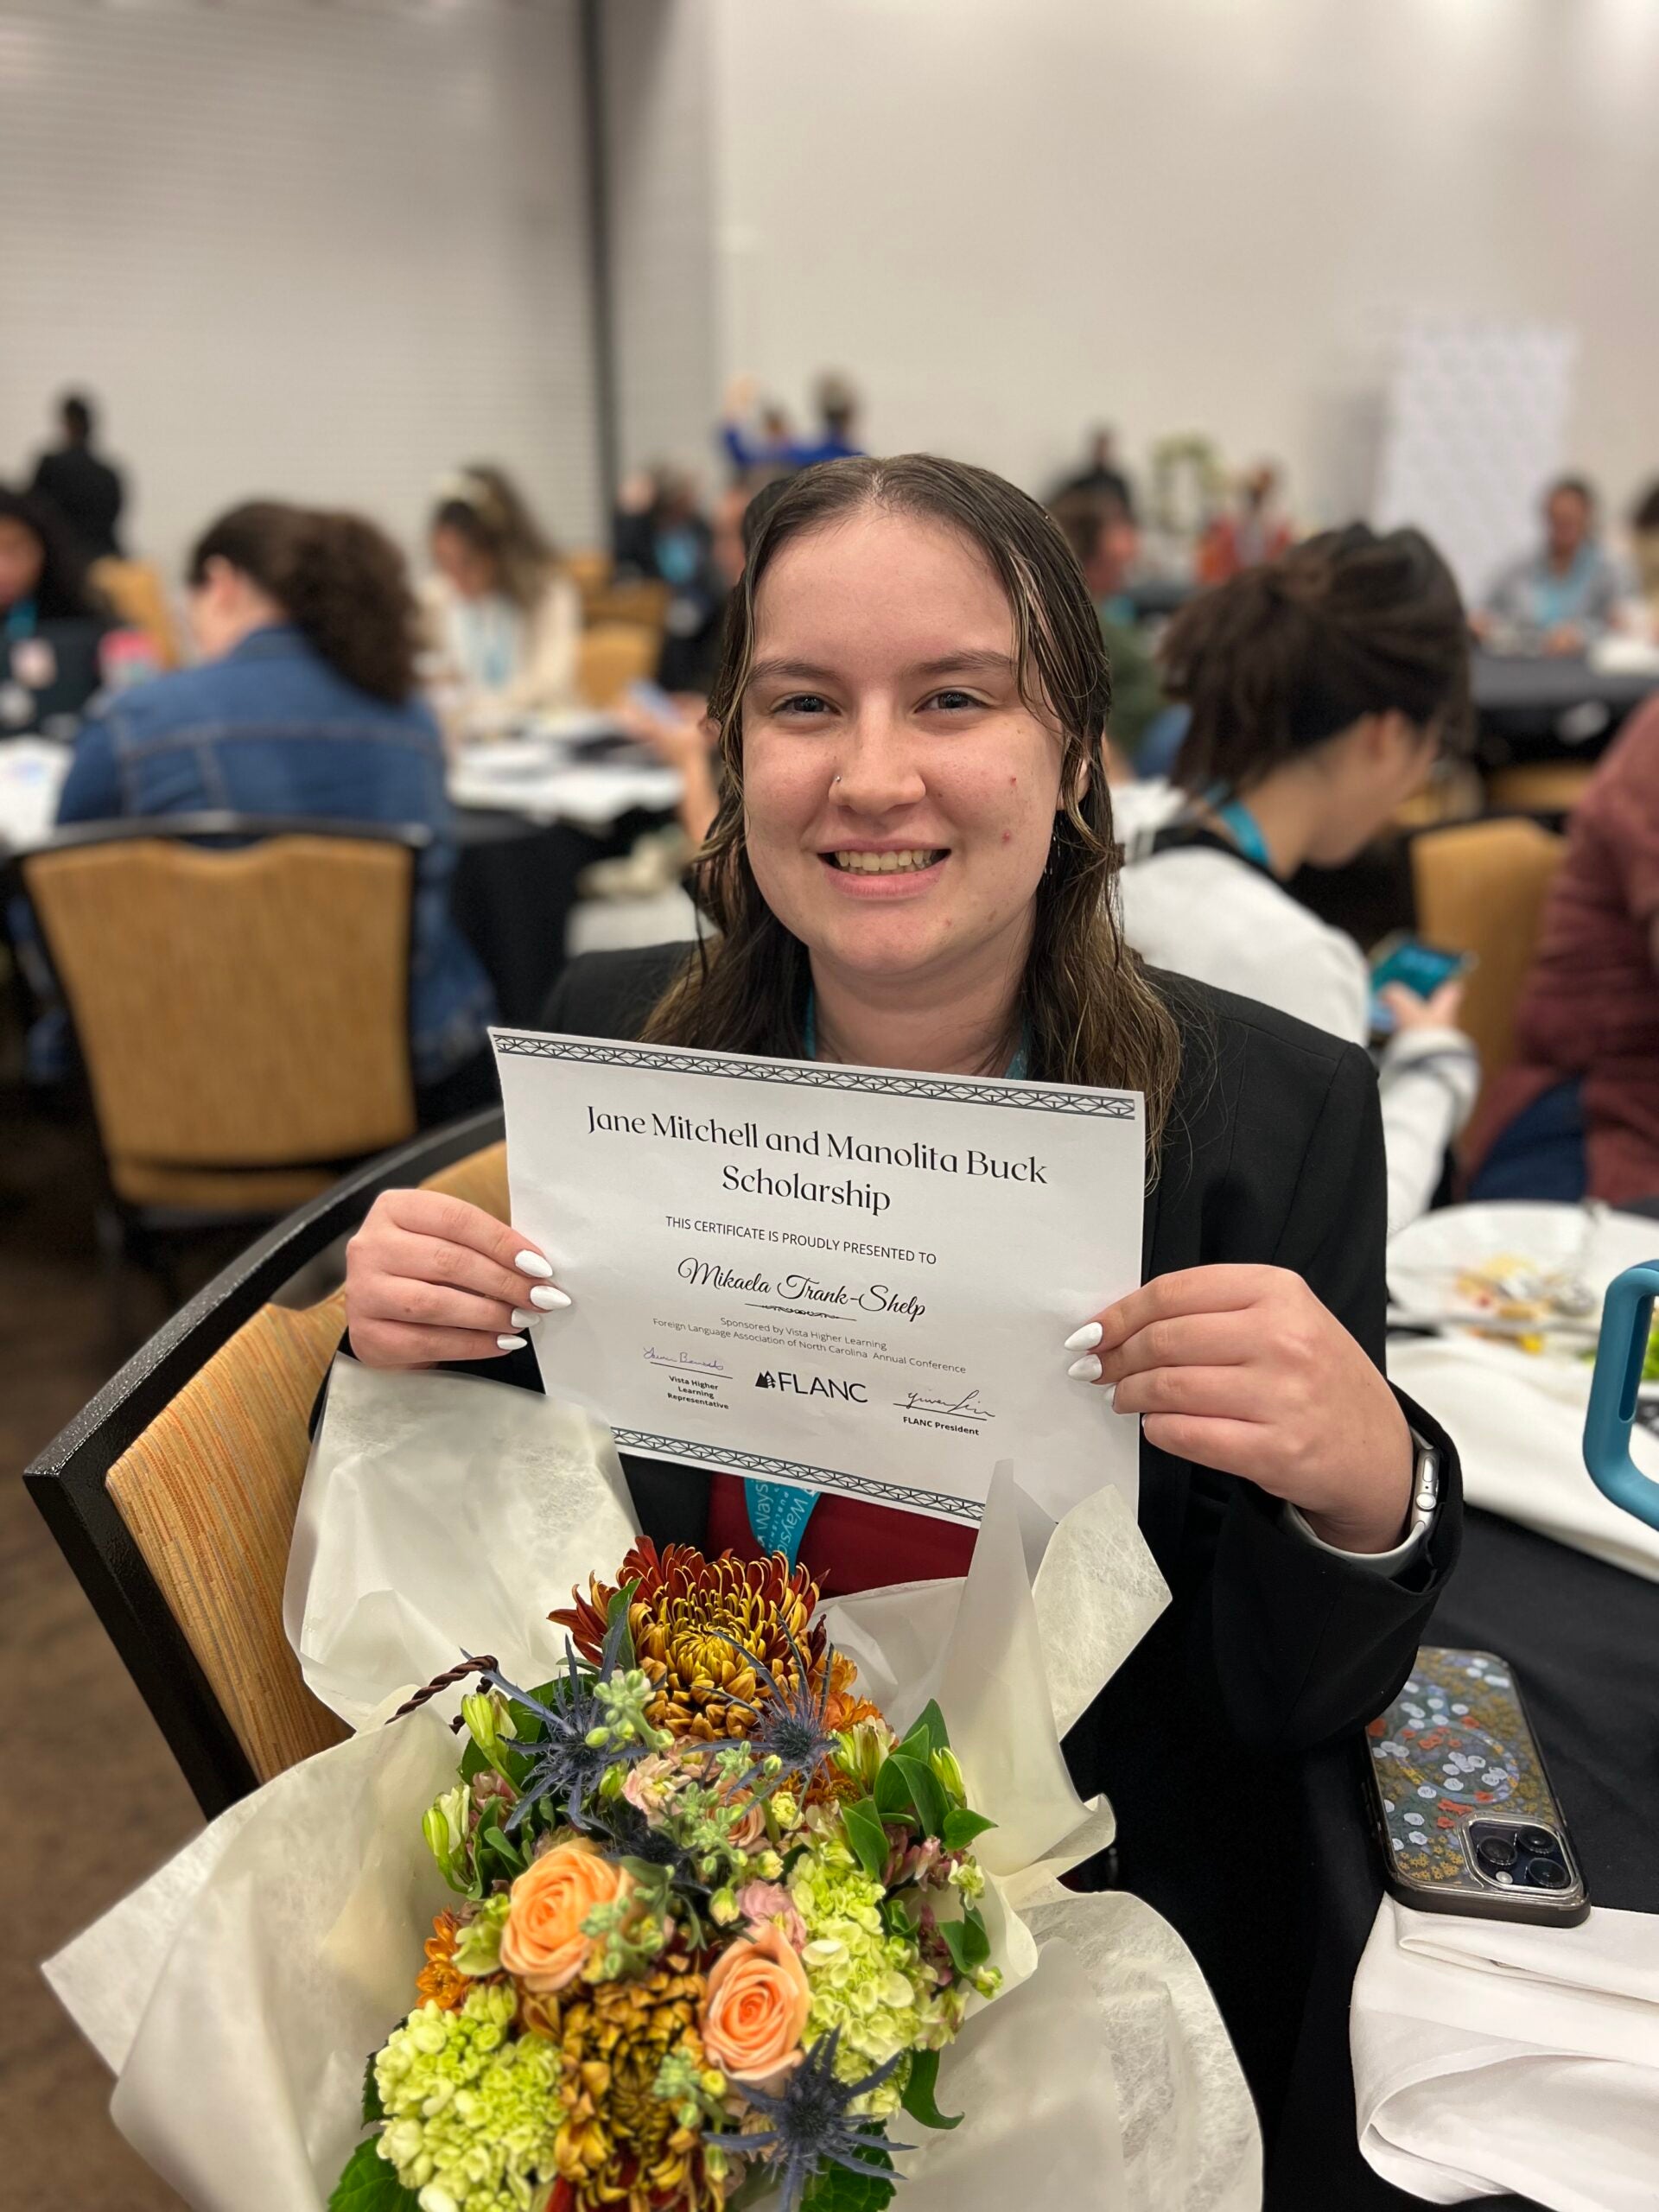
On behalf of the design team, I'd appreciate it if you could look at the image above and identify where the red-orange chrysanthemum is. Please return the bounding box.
[550,1541,833,1744]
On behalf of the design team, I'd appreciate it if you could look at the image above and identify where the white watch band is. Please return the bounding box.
[1283,1431,1440,1574]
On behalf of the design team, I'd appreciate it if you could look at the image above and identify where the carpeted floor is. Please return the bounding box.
[2,1090,196,2210]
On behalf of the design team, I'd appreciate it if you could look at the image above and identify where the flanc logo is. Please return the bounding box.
[753,1367,868,1403]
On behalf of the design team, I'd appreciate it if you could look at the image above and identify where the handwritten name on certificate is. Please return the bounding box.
[493,1031,1145,1528]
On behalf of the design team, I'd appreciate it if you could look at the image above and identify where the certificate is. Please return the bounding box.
[494,1031,1145,1527]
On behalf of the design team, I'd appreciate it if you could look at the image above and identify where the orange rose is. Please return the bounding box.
[499,1835,632,1994]
[700,1920,811,2090]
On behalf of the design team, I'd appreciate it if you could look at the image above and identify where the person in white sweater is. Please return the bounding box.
[422,465,581,733]
[1117,523,1479,1237]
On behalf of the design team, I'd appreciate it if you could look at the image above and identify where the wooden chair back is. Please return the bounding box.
[25,1118,509,1812]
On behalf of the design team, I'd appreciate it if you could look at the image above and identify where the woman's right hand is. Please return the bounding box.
[345,1190,570,1369]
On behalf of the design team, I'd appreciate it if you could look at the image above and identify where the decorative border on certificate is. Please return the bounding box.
[493,1033,1137,1120]
[611,1427,986,1522]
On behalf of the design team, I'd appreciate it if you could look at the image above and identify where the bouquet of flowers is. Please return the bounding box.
[340,1544,1000,2212]
[46,1361,1260,2212]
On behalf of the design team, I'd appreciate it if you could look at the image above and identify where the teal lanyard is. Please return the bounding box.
[1200,782,1274,872]
[743,995,1028,1564]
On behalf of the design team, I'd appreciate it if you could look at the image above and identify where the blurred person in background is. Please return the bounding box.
[721,370,863,473]
[423,466,581,730]
[613,462,710,590]
[1048,488,1166,766]
[0,485,112,732]
[1627,480,1659,639]
[1466,696,1659,1207]
[29,391,124,563]
[1477,475,1624,654]
[1195,461,1294,584]
[612,474,789,846]
[44,500,496,1115]
[1049,424,1135,518]
[1118,524,1479,1236]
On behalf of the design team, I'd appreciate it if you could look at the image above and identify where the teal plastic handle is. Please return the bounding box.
[1583,1262,1659,1530]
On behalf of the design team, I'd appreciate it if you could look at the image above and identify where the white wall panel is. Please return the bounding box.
[704,0,1659,526]
[0,0,601,579]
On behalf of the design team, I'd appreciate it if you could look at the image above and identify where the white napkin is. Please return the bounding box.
[1353,1896,1659,2210]
[1387,1335,1659,1584]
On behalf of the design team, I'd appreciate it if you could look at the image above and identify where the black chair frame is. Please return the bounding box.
[23,1105,504,1820]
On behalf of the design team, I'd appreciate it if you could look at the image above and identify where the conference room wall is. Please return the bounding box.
[0,0,603,581]
[699,0,1659,528]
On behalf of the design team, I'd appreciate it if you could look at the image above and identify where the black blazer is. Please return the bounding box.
[515,944,1463,2121]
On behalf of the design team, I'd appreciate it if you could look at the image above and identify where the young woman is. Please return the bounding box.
[340,457,1460,2120]
[1118,524,1481,1236]
[423,466,581,729]
[49,500,496,1110]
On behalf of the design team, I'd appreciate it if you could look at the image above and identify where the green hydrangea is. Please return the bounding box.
[373,1985,563,2212]
[789,1839,943,2115]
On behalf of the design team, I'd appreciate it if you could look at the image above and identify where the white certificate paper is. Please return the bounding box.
[493,1030,1146,1528]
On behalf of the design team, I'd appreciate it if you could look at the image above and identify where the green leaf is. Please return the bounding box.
[899,2046,962,2131]
[327,2137,420,2212]
[799,2141,896,2210]
[885,1751,949,1840]
[899,1699,950,1759]
[938,1904,990,1976]
[360,2052,385,2126]
[605,1578,640,1669]
[842,1796,889,1885]
[941,1807,995,1853]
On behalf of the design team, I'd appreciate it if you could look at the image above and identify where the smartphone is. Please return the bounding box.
[1369,933,1473,1036]
[1363,1647,1588,1926]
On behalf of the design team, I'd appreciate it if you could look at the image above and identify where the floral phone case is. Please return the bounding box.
[1363,1647,1588,1925]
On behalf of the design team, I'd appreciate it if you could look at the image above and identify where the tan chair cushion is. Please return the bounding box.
[24,835,417,1205]
[105,1139,512,1787]
[577,622,662,709]
[1412,818,1566,1122]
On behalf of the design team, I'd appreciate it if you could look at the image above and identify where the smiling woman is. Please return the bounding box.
[339,454,1465,2125]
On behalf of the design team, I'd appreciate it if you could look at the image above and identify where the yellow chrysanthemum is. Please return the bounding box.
[523,1953,719,2211]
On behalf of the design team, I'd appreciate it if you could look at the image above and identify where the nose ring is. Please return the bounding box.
[832,773,843,785]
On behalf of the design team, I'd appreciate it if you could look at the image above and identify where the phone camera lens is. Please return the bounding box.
[1516,1828,1558,1857]
[1475,1835,1517,1872]
[1527,1859,1571,1890]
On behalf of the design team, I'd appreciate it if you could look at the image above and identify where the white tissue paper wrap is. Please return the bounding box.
[47,1359,1262,2212]
[1352,1894,1659,2211]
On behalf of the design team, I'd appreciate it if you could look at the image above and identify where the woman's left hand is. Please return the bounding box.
[1069,1264,1414,1553]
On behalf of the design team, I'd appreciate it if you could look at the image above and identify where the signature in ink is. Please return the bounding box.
[893,1388,993,1421]
[645,1348,728,1376]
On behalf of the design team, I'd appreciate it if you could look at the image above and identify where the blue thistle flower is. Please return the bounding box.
[705,2028,912,2212]
[469,1605,646,1834]
[714,1614,842,1796]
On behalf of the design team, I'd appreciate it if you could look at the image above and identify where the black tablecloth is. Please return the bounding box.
[449,807,659,1027]
[1268,1509,1659,2210]
[1471,652,1657,766]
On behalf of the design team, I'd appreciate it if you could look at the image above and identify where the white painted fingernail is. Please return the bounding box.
[1064,1321,1103,1353]
[497,1333,527,1351]
[529,1284,572,1310]
[510,1309,540,1330]
[1068,1354,1103,1382]
[514,1250,554,1278]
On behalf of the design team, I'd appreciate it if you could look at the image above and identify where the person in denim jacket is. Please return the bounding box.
[38,501,496,1108]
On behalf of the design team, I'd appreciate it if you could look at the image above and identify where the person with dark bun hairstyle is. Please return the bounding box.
[48,500,494,1107]
[1119,524,1480,1236]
